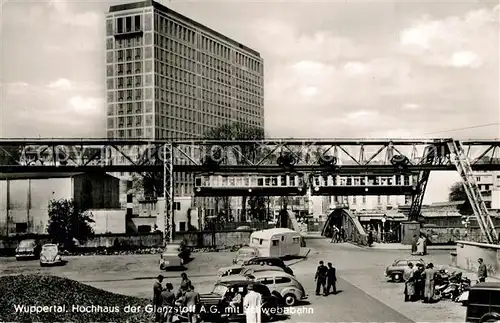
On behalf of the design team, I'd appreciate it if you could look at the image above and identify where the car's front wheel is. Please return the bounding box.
[284,293,297,306]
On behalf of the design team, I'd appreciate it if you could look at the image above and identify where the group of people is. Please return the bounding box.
[315,261,337,296]
[411,235,427,256]
[402,262,438,303]
[153,273,200,322]
[330,226,345,243]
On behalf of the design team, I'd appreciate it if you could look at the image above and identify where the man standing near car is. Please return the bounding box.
[478,258,487,283]
[315,261,328,296]
[161,283,175,323]
[184,284,200,323]
[326,262,337,295]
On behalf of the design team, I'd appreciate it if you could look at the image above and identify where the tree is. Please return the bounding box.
[47,199,95,250]
[203,122,266,223]
[449,181,473,215]
[131,172,162,200]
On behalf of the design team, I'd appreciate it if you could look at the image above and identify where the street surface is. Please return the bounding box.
[0,239,466,322]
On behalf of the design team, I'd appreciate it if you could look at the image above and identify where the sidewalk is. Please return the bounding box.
[370,242,456,250]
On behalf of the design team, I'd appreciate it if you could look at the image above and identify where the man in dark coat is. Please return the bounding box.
[184,284,200,323]
[161,283,175,323]
[478,258,487,282]
[315,261,328,296]
[153,275,164,322]
[326,262,337,295]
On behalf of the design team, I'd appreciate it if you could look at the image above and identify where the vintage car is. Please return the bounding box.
[466,282,500,322]
[252,271,307,306]
[199,280,282,322]
[244,256,294,276]
[233,246,259,265]
[385,258,425,282]
[159,242,190,270]
[15,239,41,260]
[40,244,63,266]
[218,264,285,281]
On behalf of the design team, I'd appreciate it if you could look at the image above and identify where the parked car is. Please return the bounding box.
[218,264,285,281]
[159,242,190,269]
[233,246,259,265]
[466,282,500,322]
[251,271,307,306]
[40,244,63,266]
[244,256,294,276]
[15,239,41,260]
[385,258,425,282]
[199,280,281,322]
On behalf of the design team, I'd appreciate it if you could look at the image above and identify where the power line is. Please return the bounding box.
[424,123,499,135]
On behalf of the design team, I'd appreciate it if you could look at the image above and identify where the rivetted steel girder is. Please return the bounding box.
[0,138,499,172]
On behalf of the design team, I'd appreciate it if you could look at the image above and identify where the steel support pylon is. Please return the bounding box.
[408,145,436,221]
[448,141,498,244]
[163,143,174,244]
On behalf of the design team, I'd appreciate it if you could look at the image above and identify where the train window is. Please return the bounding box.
[265,177,271,186]
[221,177,228,186]
[360,177,366,185]
[346,177,352,185]
[395,175,402,185]
[195,177,202,186]
[244,177,250,186]
[257,178,264,186]
[280,176,286,186]
[271,177,277,186]
[388,177,393,185]
[289,176,295,186]
[229,178,235,186]
[353,177,360,185]
[404,176,410,185]
[374,177,379,185]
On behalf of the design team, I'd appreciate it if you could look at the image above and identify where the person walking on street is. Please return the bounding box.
[153,275,164,322]
[243,284,262,323]
[184,284,200,323]
[326,262,337,295]
[422,263,436,303]
[478,258,487,283]
[416,235,425,256]
[403,262,415,302]
[161,283,175,323]
[315,261,328,296]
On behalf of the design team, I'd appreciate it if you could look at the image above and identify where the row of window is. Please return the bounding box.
[332,195,410,205]
[108,101,153,116]
[154,13,261,71]
[108,89,152,102]
[106,60,152,77]
[114,36,144,49]
[109,115,151,128]
[311,175,416,186]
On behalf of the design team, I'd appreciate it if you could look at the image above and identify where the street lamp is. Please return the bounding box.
[381,215,387,243]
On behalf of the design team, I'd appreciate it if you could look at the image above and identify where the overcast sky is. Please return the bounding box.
[1,0,499,203]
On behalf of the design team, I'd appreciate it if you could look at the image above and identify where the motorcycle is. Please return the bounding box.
[435,271,468,300]
[455,278,473,306]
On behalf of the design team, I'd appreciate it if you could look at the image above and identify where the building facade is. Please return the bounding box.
[474,171,500,210]
[105,0,264,202]
[0,173,123,236]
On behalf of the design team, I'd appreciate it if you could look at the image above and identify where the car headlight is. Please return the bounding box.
[41,256,47,261]
[55,256,61,260]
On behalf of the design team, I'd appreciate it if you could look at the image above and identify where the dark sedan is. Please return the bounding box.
[15,239,41,260]
[244,256,294,276]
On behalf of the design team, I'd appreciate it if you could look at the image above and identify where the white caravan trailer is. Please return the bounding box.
[249,228,301,258]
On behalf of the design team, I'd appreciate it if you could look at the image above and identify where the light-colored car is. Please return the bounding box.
[160,243,188,269]
[222,271,307,306]
[40,244,63,266]
[218,264,285,281]
[232,246,259,264]
[16,239,41,260]
[385,258,425,282]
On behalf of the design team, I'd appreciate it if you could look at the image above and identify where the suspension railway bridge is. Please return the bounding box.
[1,138,500,244]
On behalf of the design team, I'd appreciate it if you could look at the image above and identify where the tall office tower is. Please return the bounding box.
[105,0,264,198]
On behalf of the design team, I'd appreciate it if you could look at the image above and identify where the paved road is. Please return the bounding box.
[1,239,464,322]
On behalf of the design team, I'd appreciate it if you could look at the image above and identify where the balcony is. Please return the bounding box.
[113,27,143,39]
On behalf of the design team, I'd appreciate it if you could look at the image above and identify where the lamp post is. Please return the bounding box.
[381,215,387,243]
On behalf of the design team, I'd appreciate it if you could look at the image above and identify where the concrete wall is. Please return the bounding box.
[91,209,126,234]
[456,240,500,279]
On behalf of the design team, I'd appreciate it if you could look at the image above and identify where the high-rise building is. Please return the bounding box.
[104,0,264,199]
[474,171,500,210]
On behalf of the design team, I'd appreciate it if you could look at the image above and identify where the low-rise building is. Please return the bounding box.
[0,173,124,235]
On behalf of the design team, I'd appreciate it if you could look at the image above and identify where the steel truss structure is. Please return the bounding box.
[1,138,499,243]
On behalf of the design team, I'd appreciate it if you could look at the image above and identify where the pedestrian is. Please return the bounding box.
[153,275,164,322]
[340,227,345,242]
[478,258,487,283]
[422,263,436,303]
[411,235,418,255]
[161,283,175,323]
[416,235,425,256]
[413,263,425,301]
[367,231,373,246]
[326,262,337,295]
[177,272,192,298]
[184,284,200,323]
[243,284,262,323]
[403,262,415,302]
[315,261,328,296]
